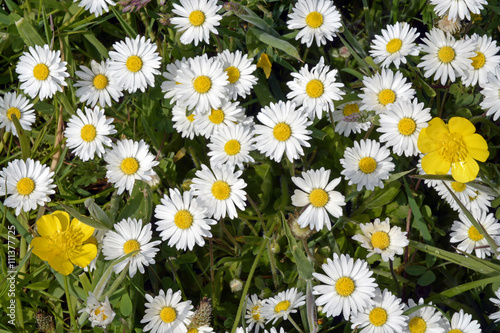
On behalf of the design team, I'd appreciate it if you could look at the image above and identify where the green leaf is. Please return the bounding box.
[416,75,436,98]
[417,270,436,286]
[283,214,313,281]
[110,6,137,38]
[10,114,30,160]
[117,181,154,224]
[26,280,51,290]
[84,198,113,229]
[405,265,427,276]
[120,293,133,317]
[404,178,432,243]
[249,28,301,61]
[340,68,365,80]
[365,182,400,209]
[15,17,45,47]
[437,275,500,298]
[82,33,109,59]
[58,203,112,230]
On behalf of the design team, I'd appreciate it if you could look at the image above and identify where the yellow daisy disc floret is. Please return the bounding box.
[417,117,489,183]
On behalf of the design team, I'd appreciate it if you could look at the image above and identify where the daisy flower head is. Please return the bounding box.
[462,34,500,87]
[64,106,116,162]
[108,35,161,93]
[0,158,56,215]
[417,117,489,183]
[312,253,377,320]
[194,99,246,139]
[175,54,229,114]
[433,179,494,214]
[369,22,420,69]
[74,60,123,107]
[104,139,159,195]
[79,292,115,328]
[74,0,116,16]
[331,101,371,137]
[403,298,445,333]
[286,57,345,120]
[291,167,345,231]
[287,0,342,47]
[352,218,409,262]
[417,28,476,86]
[264,329,285,333]
[161,57,188,103]
[0,92,35,136]
[191,163,247,220]
[359,68,415,114]
[443,309,481,333]
[172,102,199,139]
[480,66,500,120]
[489,287,500,323]
[351,288,407,333]
[102,218,161,277]
[254,100,312,163]
[154,188,216,251]
[340,139,395,191]
[261,288,305,324]
[217,50,258,100]
[171,0,222,46]
[450,211,500,259]
[437,16,462,34]
[245,294,265,333]
[207,123,256,169]
[141,288,194,333]
[377,99,432,157]
[15,44,69,100]
[430,0,487,22]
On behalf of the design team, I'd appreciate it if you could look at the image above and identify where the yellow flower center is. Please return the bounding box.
[408,317,427,333]
[225,66,240,84]
[211,180,231,200]
[7,107,21,121]
[469,191,479,201]
[17,177,35,195]
[305,79,324,98]
[386,38,403,54]
[343,103,360,116]
[80,124,97,142]
[33,64,49,80]
[305,11,323,28]
[451,182,466,192]
[160,306,177,323]
[187,114,195,122]
[126,56,143,73]
[193,75,212,93]
[189,10,205,26]
[369,307,388,326]
[123,239,140,254]
[470,51,486,69]
[371,231,390,250]
[448,330,463,333]
[93,74,109,90]
[174,210,193,229]
[224,139,241,155]
[94,307,108,320]
[398,117,417,136]
[120,157,139,175]
[309,188,329,207]
[187,329,198,333]
[273,123,291,141]
[252,313,261,320]
[438,46,455,64]
[438,132,468,164]
[208,109,225,124]
[378,89,396,106]
[358,157,377,174]
[335,276,355,296]
[274,300,290,313]
[468,226,484,241]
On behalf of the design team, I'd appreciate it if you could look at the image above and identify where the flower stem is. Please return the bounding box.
[64,275,78,333]
[288,315,305,333]
[389,260,401,296]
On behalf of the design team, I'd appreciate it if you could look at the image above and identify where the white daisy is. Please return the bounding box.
[171,0,222,46]
[74,60,123,107]
[108,35,162,93]
[187,326,213,333]
[430,0,487,22]
[191,163,247,220]
[172,102,199,139]
[359,68,415,114]
[291,167,345,231]
[74,0,116,16]
[480,66,500,120]
[403,298,445,333]
[154,188,216,251]
[104,139,159,195]
[443,309,481,333]
[417,28,476,86]
[217,50,257,100]
[377,99,432,157]
[207,124,256,169]
[253,100,312,163]
[245,294,265,333]
[194,99,246,139]
[340,139,395,191]
[369,22,420,69]
[15,44,69,100]
[79,291,115,328]
[350,288,407,333]
[0,92,35,137]
[331,101,371,137]
[0,158,56,216]
[286,57,345,120]
[161,57,188,103]
[64,106,116,162]
[489,287,500,323]
[287,0,342,47]
[463,34,500,87]
[261,288,305,324]
[437,16,462,34]
[141,288,194,333]
[352,217,409,262]
[312,253,377,320]
[102,218,161,277]
[433,179,494,214]
[175,54,228,114]
[264,329,285,333]
[450,211,500,259]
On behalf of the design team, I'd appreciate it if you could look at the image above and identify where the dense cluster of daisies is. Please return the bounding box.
[2,0,500,331]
